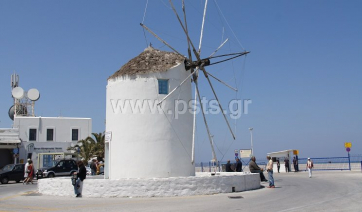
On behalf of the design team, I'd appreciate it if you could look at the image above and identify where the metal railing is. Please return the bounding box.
[195,154,362,172]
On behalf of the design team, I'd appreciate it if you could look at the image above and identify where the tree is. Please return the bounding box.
[67,132,105,164]
[87,132,105,159]
[67,138,96,165]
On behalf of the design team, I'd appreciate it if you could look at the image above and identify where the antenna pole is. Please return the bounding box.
[14,99,17,118]
[31,101,35,117]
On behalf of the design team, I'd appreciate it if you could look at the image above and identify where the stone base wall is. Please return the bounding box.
[38,172,261,198]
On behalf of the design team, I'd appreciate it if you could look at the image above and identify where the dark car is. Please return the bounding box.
[0,164,25,184]
[37,159,78,178]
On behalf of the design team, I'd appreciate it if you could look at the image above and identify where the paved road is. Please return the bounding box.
[0,171,361,212]
[0,181,37,200]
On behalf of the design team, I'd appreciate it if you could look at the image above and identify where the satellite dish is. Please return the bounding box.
[12,87,25,99]
[8,105,28,120]
[27,88,40,101]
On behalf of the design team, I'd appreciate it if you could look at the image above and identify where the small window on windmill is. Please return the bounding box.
[158,79,169,95]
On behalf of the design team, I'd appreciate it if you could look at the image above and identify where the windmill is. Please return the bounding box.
[140,0,250,164]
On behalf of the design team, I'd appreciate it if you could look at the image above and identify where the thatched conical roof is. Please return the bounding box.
[109,47,186,79]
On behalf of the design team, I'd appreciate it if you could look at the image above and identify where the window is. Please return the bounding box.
[29,129,37,141]
[47,129,54,141]
[65,160,76,169]
[14,165,23,171]
[158,79,169,94]
[72,129,79,141]
[57,161,64,168]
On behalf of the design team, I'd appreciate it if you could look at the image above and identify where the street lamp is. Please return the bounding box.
[249,128,253,156]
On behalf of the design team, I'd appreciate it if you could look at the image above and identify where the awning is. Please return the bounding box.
[0,128,21,144]
[267,149,296,158]
[0,138,21,144]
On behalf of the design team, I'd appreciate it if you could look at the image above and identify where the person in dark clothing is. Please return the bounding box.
[73,160,86,198]
[293,157,298,172]
[249,156,267,182]
[235,158,242,172]
[225,160,233,172]
[277,160,280,173]
[284,157,290,172]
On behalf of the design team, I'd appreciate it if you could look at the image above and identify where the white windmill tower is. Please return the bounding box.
[106,0,249,179]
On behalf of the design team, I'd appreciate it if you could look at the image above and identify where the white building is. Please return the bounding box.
[106,47,194,179]
[10,116,92,169]
[0,73,93,169]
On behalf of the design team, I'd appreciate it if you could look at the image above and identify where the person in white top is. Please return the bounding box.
[306,158,314,178]
[23,158,30,184]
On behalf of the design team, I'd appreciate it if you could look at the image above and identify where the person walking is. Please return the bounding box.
[306,158,314,178]
[28,160,34,184]
[266,156,275,188]
[235,158,242,172]
[249,156,267,182]
[225,160,233,172]
[276,160,280,173]
[73,161,87,197]
[284,157,290,172]
[23,160,34,184]
[23,159,30,184]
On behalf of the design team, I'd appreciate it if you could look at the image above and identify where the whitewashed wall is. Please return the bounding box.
[106,63,194,179]
[38,173,261,197]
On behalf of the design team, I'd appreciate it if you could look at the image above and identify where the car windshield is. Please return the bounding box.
[2,164,15,172]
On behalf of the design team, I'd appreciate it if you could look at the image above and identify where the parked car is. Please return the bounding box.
[0,163,25,184]
[37,159,78,178]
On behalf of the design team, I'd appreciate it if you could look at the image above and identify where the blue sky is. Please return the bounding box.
[0,0,361,162]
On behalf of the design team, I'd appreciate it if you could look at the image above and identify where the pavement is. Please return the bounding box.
[0,171,361,212]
